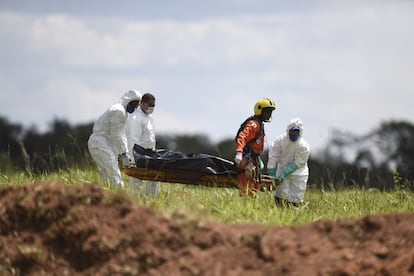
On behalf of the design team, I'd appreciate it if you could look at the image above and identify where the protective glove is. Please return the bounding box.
[257,156,264,170]
[234,152,243,165]
[266,167,281,186]
[121,153,133,167]
[280,163,299,182]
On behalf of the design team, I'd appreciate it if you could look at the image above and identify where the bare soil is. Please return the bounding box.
[0,182,413,275]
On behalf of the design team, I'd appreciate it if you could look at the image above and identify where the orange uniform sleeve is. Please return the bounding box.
[236,119,262,152]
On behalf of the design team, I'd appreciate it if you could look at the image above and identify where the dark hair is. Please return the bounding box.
[142,93,155,103]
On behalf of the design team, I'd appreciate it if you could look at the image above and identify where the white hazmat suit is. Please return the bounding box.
[126,102,160,195]
[267,118,310,204]
[88,90,141,187]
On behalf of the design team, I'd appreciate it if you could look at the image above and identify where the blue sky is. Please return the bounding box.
[1,0,413,152]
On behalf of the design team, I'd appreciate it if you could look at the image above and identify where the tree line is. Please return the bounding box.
[1,116,413,190]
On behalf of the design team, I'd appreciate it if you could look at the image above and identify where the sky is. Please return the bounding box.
[0,0,413,153]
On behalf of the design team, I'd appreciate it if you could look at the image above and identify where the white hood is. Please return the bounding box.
[286,118,304,138]
[120,90,142,108]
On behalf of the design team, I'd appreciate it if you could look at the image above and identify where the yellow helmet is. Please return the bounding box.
[254,98,276,116]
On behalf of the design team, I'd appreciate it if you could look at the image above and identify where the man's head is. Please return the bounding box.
[140,93,156,114]
[288,127,300,142]
[122,90,142,113]
[286,118,304,142]
[254,98,276,122]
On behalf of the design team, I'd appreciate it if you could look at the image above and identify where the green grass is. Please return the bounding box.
[1,167,413,227]
[151,184,414,226]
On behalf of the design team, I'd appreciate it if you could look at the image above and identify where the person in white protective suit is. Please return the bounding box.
[267,118,310,206]
[88,90,141,187]
[126,92,160,196]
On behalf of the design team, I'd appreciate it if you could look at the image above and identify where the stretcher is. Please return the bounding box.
[123,166,275,190]
[123,145,275,190]
[124,166,239,188]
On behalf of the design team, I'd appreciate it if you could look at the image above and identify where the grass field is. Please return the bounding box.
[1,167,413,227]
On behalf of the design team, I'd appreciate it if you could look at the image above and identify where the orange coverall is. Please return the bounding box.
[235,117,264,196]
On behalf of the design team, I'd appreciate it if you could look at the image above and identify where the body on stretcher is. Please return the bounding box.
[124,166,277,191]
[124,144,277,190]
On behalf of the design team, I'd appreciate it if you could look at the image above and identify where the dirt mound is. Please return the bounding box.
[0,182,413,275]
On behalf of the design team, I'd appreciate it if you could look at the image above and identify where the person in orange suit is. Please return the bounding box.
[234,98,276,196]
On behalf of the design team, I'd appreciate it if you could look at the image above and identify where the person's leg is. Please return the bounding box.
[89,145,123,187]
[129,177,144,194]
[274,196,299,208]
[238,173,257,197]
[145,180,160,196]
[237,172,249,196]
[238,161,259,197]
[274,178,288,205]
[274,177,306,207]
[286,177,307,205]
[274,196,285,206]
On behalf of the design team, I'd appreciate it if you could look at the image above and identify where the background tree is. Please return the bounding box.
[21,119,93,173]
[0,117,23,171]
[157,134,217,155]
[374,121,414,180]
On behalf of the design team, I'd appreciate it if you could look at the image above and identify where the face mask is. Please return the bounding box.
[146,107,154,114]
[126,105,136,114]
[289,133,299,142]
